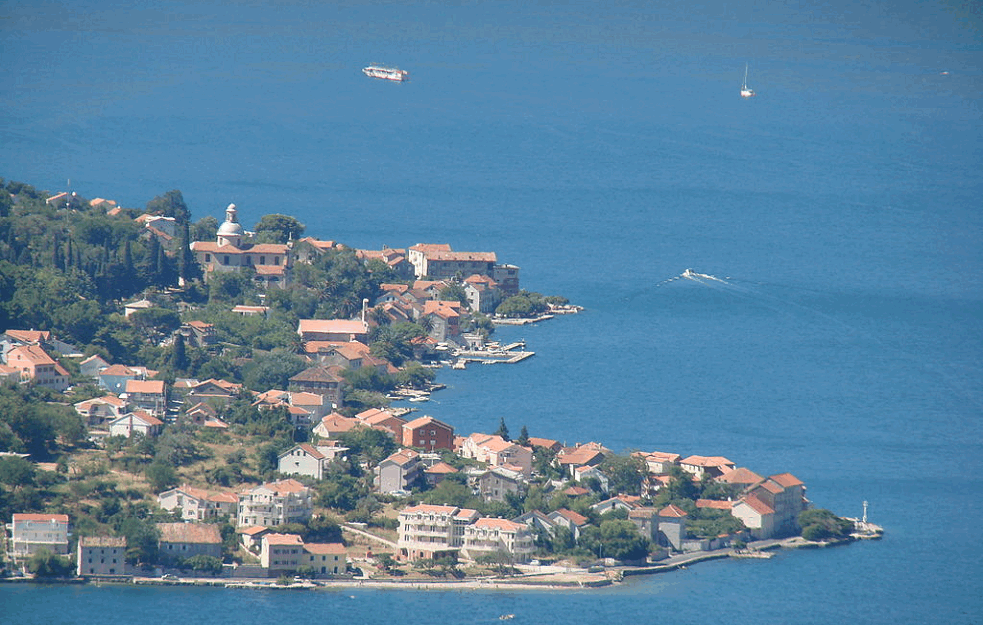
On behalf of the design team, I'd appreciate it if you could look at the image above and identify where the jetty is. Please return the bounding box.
[451,341,535,368]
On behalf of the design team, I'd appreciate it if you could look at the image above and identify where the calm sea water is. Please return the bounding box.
[2,0,981,622]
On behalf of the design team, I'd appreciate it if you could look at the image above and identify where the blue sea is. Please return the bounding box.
[2,0,981,623]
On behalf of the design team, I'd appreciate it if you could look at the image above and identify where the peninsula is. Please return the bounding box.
[0,180,878,588]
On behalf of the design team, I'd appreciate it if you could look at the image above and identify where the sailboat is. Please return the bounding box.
[740,63,755,98]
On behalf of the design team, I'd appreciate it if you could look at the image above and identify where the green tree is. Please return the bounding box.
[118,516,160,565]
[799,509,853,541]
[438,284,469,308]
[242,349,306,392]
[423,473,480,509]
[664,465,699,502]
[254,214,305,244]
[26,549,74,578]
[337,427,397,466]
[208,271,254,305]
[183,554,223,574]
[494,417,510,442]
[146,190,191,224]
[130,307,182,342]
[191,216,219,242]
[0,455,36,487]
[579,519,650,562]
[599,454,646,496]
[171,333,189,373]
[395,362,435,389]
[315,473,366,511]
[516,426,530,447]
[145,460,178,492]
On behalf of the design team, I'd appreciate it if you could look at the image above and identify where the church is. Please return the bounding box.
[190,204,292,288]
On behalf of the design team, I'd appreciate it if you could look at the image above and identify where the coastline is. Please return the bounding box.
[6,534,880,592]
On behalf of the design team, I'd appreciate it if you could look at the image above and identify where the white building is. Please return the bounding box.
[397,504,480,561]
[7,513,70,558]
[461,518,535,563]
[108,412,163,438]
[277,443,349,480]
[237,479,313,527]
[157,485,239,521]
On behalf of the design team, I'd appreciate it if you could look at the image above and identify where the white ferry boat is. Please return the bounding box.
[362,65,409,81]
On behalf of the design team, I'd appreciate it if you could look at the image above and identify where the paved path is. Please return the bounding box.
[341,523,397,549]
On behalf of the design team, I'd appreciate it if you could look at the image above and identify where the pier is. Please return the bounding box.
[451,342,535,368]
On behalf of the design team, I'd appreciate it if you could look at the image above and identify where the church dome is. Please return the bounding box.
[217,203,244,237]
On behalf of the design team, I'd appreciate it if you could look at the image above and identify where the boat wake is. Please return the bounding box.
[655,268,731,287]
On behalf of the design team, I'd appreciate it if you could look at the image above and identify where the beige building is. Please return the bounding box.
[77,536,127,577]
[260,533,347,576]
[157,522,223,563]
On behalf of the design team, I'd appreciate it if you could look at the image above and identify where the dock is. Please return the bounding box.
[451,341,535,368]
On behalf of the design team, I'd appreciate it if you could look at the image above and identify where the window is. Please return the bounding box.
[223,255,230,265]
[204,253,211,262]
[260,256,266,265]
[274,257,281,265]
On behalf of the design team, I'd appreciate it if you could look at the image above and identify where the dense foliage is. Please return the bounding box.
[799,508,854,541]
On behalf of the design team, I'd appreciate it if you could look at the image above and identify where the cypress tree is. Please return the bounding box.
[495,417,511,442]
[123,240,134,276]
[172,333,188,374]
[52,233,64,270]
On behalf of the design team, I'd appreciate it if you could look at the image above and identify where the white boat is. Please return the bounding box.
[740,63,755,98]
[362,65,409,82]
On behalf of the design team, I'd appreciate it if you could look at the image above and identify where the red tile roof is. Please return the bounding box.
[265,532,304,546]
[305,542,346,555]
[717,467,764,485]
[425,462,458,474]
[157,522,222,544]
[739,494,775,516]
[696,499,734,510]
[551,508,588,526]
[125,379,165,394]
[473,518,523,531]
[13,513,69,523]
[658,504,689,518]
[769,473,804,488]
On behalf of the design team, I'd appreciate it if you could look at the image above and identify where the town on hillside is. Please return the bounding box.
[0,182,874,586]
